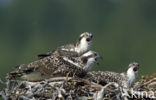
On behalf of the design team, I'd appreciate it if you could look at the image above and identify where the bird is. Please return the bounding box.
[62,50,103,72]
[86,62,139,88]
[6,51,102,81]
[38,32,93,59]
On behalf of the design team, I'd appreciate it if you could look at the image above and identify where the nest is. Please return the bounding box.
[0,74,156,100]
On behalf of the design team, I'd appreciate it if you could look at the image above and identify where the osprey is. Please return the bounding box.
[38,32,93,59]
[6,51,102,81]
[86,62,139,88]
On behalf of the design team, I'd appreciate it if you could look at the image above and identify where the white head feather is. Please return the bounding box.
[82,51,102,72]
[75,32,92,53]
[126,62,139,88]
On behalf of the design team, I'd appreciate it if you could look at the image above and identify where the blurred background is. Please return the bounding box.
[0,0,156,81]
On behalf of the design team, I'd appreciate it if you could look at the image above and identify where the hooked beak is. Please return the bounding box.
[99,55,103,60]
[95,58,99,65]
[95,55,103,65]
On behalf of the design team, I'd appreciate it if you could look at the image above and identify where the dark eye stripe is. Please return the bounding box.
[78,37,83,41]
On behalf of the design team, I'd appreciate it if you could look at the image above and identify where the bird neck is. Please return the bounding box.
[126,68,136,88]
[83,58,94,72]
[75,39,91,53]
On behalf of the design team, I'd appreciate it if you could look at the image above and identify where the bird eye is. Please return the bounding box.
[92,53,97,57]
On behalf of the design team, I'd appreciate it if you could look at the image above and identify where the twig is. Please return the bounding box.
[94,82,119,100]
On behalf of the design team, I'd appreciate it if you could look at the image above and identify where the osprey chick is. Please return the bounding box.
[6,51,102,81]
[38,32,93,59]
[87,62,139,88]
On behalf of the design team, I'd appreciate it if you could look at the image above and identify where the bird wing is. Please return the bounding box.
[37,44,79,59]
[86,71,124,85]
[51,56,87,78]
[6,56,61,79]
[37,50,55,59]
[7,55,87,79]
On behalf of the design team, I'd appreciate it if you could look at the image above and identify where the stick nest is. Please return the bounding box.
[0,73,156,100]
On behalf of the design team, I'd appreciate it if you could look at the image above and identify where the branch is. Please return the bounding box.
[0,74,156,100]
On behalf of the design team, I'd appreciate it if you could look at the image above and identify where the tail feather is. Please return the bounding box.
[6,71,24,79]
[37,50,54,59]
[37,54,50,59]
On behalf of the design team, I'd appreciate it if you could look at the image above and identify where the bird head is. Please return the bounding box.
[127,62,139,75]
[75,32,93,53]
[81,51,103,71]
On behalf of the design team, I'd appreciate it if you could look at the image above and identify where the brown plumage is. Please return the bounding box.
[85,62,139,88]
[6,56,87,81]
[6,51,102,81]
[86,71,126,86]
[38,32,93,59]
